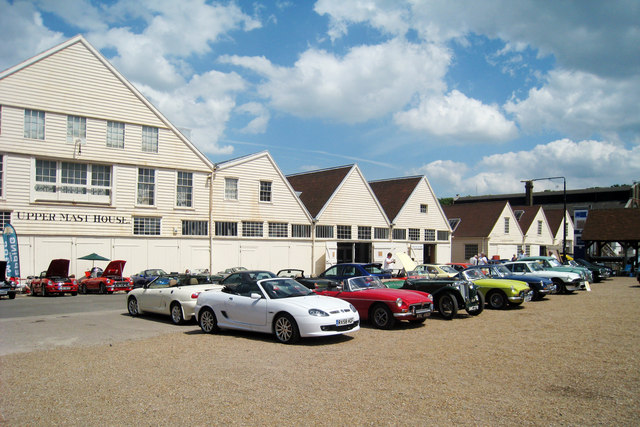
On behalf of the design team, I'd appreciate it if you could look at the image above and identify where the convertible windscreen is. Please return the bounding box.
[260,278,314,299]
[347,276,386,291]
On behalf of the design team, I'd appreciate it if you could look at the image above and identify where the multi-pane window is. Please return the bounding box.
[268,222,288,237]
[107,121,125,148]
[35,159,56,192]
[225,178,238,200]
[424,229,435,241]
[337,225,351,239]
[142,126,158,153]
[61,162,87,193]
[260,181,272,202]
[0,211,10,232]
[358,226,371,240]
[67,116,86,143]
[420,204,428,213]
[177,171,193,207]
[91,165,111,195]
[393,228,406,240]
[537,220,543,235]
[292,224,311,238]
[408,228,420,241]
[374,227,389,239]
[437,230,450,241]
[464,244,479,260]
[0,155,3,197]
[215,221,237,236]
[24,109,45,139]
[316,225,334,238]
[242,221,263,237]
[504,217,510,233]
[182,220,208,236]
[133,217,161,235]
[137,168,155,205]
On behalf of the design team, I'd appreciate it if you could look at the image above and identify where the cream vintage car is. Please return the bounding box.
[127,274,222,324]
[413,264,459,278]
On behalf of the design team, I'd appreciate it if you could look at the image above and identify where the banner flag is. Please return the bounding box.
[3,224,20,278]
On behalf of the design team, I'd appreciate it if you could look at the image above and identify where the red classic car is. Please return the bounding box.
[315,276,433,329]
[80,260,133,294]
[30,259,78,297]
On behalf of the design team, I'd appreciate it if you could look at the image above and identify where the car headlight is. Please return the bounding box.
[349,304,357,313]
[396,298,403,307]
[308,308,329,317]
[511,285,515,292]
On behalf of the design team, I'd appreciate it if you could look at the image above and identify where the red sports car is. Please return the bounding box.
[30,259,78,297]
[315,276,433,329]
[80,260,133,294]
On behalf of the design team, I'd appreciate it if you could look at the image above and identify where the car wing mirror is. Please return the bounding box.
[250,292,262,299]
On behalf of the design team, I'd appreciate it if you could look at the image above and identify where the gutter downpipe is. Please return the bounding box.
[311,218,317,275]
[209,165,217,273]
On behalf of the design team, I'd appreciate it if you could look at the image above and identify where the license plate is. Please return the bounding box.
[0,290,7,295]
[336,318,354,326]
[62,287,70,290]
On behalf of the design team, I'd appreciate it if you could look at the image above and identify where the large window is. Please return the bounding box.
[67,116,86,143]
[107,121,125,148]
[177,171,193,207]
[215,221,237,236]
[260,181,272,202]
[24,109,45,139]
[316,225,333,238]
[182,220,208,236]
[408,228,420,241]
[142,126,158,153]
[464,244,478,260]
[268,222,288,237]
[337,225,351,240]
[437,230,450,241]
[358,226,371,240]
[34,159,111,200]
[292,224,311,238]
[137,168,155,205]
[242,221,263,237]
[424,229,435,241]
[133,217,161,235]
[392,228,406,240]
[225,178,238,200]
[374,227,389,239]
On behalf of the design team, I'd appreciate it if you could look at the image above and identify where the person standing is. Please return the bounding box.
[383,252,396,271]
[470,254,478,265]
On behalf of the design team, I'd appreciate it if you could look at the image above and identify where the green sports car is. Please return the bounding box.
[458,268,532,310]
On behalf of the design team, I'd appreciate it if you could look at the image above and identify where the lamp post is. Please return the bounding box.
[521,176,567,261]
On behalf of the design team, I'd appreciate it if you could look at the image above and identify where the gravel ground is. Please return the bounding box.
[1,277,639,426]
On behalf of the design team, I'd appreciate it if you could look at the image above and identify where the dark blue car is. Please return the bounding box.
[465,264,555,300]
[318,263,392,282]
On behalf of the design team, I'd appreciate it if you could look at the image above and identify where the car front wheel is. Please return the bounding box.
[274,314,300,344]
[370,304,396,329]
[487,290,507,309]
[467,291,484,316]
[170,302,184,325]
[127,297,139,316]
[438,293,458,320]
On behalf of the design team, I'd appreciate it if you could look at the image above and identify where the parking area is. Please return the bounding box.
[1,277,639,425]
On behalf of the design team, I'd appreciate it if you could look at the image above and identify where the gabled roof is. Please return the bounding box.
[582,208,640,241]
[286,165,352,218]
[543,209,568,235]
[511,205,542,232]
[0,35,213,169]
[369,176,422,222]
[442,201,512,237]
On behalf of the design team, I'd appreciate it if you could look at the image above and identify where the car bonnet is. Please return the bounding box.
[46,259,70,277]
[102,260,126,276]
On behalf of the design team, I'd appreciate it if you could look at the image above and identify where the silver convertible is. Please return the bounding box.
[195,276,360,344]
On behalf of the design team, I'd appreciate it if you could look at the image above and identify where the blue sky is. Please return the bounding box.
[2,0,639,197]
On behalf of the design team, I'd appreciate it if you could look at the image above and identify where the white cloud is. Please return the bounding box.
[235,102,270,134]
[136,70,247,155]
[0,0,65,70]
[418,139,640,196]
[505,70,640,139]
[395,90,518,142]
[222,38,450,123]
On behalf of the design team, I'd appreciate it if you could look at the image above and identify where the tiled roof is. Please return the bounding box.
[581,208,640,241]
[443,201,509,237]
[511,205,540,232]
[286,166,352,218]
[369,176,422,222]
[543,208,566,234]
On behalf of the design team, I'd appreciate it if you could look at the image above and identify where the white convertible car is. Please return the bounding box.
[127,274,223,324]
[195,276,360,344]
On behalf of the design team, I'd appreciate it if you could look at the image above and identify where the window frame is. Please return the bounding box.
[176,171,193,208]
[259,180,272,202]
[24,109,45,140]
[182,220,208,236]
[225,177,238,200]
[106,121,125,148]
[142,126,159,153]
[133,216,161,235]
[137,168,155,206]
[66,115,87,144]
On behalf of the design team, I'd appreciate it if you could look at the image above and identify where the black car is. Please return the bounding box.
[400,275,483,320]
[0,261,18,299]
[277,268,340,290]
[570,259,611,282]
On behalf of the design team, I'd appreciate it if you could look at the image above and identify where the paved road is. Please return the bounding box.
[0,293,198,355]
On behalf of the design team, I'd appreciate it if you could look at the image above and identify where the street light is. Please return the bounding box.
[521,176,567,261]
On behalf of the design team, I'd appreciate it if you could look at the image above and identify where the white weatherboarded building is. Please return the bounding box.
[0,36,215,277]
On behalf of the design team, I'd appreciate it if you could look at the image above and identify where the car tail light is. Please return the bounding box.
[191,292,201,299]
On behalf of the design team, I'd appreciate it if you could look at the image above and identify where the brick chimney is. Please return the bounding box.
[525,180,534,206]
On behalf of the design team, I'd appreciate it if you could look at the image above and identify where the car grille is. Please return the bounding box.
[329,308,353,314]
[113,281,130,288]
[322,320,359,331]
[410,302,432,315]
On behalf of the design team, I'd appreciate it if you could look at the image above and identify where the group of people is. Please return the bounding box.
[469,253,489,265]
